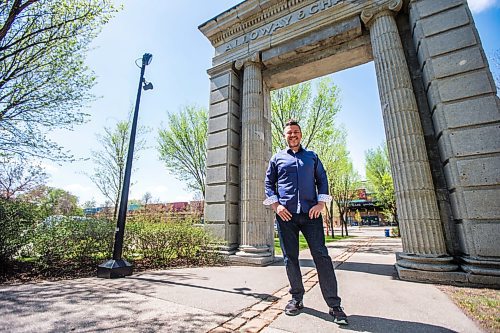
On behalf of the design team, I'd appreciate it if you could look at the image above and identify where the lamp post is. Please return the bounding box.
[97,53,153,279]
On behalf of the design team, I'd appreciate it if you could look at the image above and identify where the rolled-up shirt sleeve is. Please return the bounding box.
[318,193,332,203]
[264,156,278,205]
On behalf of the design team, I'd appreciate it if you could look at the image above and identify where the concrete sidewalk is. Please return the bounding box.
[0,227,484,332]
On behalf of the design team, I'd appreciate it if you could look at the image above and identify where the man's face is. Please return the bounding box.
[283,125,302,149]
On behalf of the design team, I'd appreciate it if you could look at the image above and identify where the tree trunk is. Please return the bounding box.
[324,206,330,236]
[340,214,344,237]
[326,201,334,237]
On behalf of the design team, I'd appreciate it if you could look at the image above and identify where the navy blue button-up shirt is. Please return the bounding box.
[264,146,329,213]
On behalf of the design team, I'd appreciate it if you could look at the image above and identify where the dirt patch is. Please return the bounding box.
[0,258,227,285]
[439,285,500,333]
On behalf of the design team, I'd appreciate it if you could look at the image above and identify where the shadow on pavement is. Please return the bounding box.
[301,309,457,332]
[0,281,225,332]
[130,276,275,301]
[270,258,317,268]
[336,262,396,277]
[271,259,397,278]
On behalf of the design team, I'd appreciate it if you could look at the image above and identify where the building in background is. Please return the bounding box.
[345,189,388,226]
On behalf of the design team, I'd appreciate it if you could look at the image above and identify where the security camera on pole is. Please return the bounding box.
[97,53,153,279]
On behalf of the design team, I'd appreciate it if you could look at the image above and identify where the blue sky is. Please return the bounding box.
[45,0,500,206]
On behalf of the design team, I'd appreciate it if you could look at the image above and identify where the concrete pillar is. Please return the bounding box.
[204,63,241,255]
[234,53,274,265]
[361,0,457,272]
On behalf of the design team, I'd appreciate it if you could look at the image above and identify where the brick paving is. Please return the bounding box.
[208,238,373,333]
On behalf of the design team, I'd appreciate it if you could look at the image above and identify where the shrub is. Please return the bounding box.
[391,227,400,237]
[124,221,223,267]
[33,217,114,268]
[0,198,41,268]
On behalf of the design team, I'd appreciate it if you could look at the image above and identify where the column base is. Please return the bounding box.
[396,252,458,271]
[232,245,274,266]
[236,245,272,257]
[230,254,276,266]
[461,256,500,277]
[218,245,238,256]
[396,264,500,288]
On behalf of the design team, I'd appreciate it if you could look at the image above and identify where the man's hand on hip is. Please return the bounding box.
[309,202,325,219]
[272,203,292,221]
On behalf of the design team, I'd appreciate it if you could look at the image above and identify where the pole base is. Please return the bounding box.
[97,259,133,279]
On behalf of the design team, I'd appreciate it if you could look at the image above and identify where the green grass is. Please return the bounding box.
[274,234,352,255]
[439,286,500,333]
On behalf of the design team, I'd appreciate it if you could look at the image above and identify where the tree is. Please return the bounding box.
[82,199,96,209]
[271,76,341,151]
[88,113,148,219]
[157,105,208,198]
[0,156,48,199]
[142,192,152,206]
[365,143,398,231]
[21,185,81,217]
[315,127,360,237]
[354,210,362,226]
[0,0,117,160]
[329,159,360,237]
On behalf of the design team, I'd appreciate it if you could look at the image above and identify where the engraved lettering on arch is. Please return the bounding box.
[221,0,346,53]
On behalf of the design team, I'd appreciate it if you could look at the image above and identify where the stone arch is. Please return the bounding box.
[199,0,500,286]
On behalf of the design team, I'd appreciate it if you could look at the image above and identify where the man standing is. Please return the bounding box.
[263,119,348,325]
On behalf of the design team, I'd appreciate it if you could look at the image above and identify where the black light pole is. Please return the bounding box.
[98,53,153,279]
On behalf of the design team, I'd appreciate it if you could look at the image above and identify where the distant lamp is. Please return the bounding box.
[143,79,153,91]
[142,53,153,66]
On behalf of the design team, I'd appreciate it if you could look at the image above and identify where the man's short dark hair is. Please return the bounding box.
[284,119,301,131]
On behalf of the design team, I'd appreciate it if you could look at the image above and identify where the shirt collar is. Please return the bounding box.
[286,145,303,154]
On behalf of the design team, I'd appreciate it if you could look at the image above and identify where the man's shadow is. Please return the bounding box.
[301,308,457,332]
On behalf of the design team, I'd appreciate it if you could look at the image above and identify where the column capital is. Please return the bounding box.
[235,52,261,70]
[207,61,237,77]
[361,0,403,28]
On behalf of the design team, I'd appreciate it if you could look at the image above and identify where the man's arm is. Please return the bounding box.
[309,155,332,219]
[263,156,292,221]
[264,157,278,205]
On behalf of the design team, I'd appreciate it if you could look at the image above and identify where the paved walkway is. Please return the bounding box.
[0,227,484,332]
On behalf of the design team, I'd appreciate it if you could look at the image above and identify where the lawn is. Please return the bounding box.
[274,234,351,255]
[439,285,500,333]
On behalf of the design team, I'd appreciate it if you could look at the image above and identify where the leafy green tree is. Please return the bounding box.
[315,127,360,237]
[354,210,362,225]
[0,156,48,199]
[0,0,117,160]
[88,113,148,220]
[21,185,82,217]
[157,105,208,198]
[365,143,398,230]
[271,76,341,151]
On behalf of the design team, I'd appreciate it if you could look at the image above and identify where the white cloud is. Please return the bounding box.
[468,0,499,13]
[131,185,194,203]
[64,183,102,203]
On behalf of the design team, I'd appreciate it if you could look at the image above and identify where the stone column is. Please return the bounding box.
[205,63,241,255]
[409,0,500,284]
[234,53,274,265]
[361,0,457,272]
